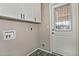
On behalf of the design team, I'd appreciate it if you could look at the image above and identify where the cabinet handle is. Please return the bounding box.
[34,18,36,22]
[21,13,22,19]
[23,14,25,19]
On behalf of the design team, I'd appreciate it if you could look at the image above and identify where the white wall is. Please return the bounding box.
[39,3,50,52]
[0,19,39,56]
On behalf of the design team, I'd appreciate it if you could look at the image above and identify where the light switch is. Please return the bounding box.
[3,30,16,40]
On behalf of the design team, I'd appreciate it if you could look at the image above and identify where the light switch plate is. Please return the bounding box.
[3,30,16,40]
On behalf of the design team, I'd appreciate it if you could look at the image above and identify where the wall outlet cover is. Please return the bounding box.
[3,30,16,40]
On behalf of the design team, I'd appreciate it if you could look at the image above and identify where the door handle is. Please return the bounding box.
[52,29,54,31]
[52,32,54,34]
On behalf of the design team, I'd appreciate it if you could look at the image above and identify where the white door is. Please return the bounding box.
[50,3,78,56]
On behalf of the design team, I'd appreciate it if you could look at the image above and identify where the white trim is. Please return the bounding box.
[49,3,53,53]
[26,48,38,56]
[77,4,79,56]
[75,4,79,56]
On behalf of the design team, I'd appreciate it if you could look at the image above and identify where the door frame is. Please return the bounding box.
[49,3,79,55]
[49,3,56,53]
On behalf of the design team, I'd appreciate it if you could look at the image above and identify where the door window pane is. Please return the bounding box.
[54,4,72,31]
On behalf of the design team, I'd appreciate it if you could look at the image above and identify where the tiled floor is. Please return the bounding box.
[29,49,62,56]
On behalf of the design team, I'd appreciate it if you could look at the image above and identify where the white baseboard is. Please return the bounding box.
[26,48,38,56]
[26,48,52,56]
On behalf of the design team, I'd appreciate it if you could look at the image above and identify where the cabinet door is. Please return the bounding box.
[0,3,20,19]
[19,3,24,20]
[33,3,41,23]
[19,3,41,22]
[22,3,35,21]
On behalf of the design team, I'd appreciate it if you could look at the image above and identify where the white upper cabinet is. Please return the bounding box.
[19,3,41,23]
[33,3,41,23]
[0,3,20,19]
[0,3,41,23]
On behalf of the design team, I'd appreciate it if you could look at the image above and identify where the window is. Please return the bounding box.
[54,4,72,31]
